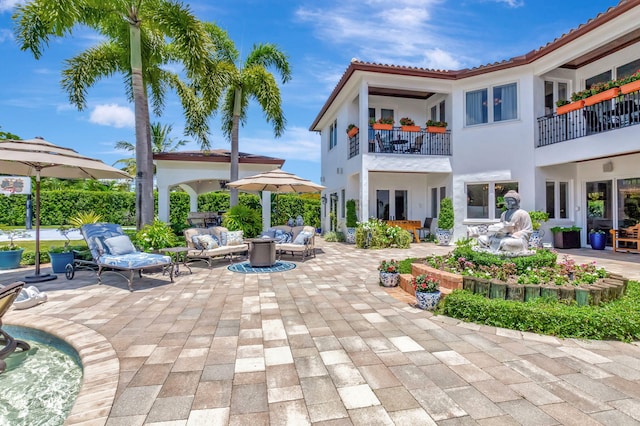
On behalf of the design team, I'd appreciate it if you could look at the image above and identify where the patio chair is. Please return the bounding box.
[80,223,173,291]
[0,281,31,374]
[416,217,433,241]
[375,133,393,153]
[405,135,424,153]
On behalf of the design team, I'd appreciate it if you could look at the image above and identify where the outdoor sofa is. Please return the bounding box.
[263,225,316,261]
[183,226,248,267]
[81,223,173,291]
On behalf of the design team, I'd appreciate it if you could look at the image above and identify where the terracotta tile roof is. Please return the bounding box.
[310,0,639,130]
[153,149,285,165]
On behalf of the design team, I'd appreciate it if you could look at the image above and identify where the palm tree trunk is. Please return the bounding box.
[229,87,242,207]
[129,21,154,229]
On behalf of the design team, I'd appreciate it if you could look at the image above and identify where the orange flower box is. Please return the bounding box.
[426,126,446,133]
[372,123,393,130]
[583,88,620,106]
[621,80,640,95]
[556,100,584,115]
[347,126,359,138]
[401,125,421,132]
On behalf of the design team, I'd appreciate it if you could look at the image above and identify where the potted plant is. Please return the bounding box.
[345,199,358,244]
[346,123,359,138]
[0,228,28,270]
[48,225,76,273]
[550,226,581,249]
[372,117,394,130]
[399,117,420,132]
[426,119,447,133]
[556,98,583,115]
[413,273,441,310]
[620,69,640,94]
[436,197,454,245]
[589,229,607,250]
[378,259,399,287]
[528,211,549,248]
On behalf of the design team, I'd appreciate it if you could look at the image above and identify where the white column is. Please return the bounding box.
[262,191,271,230]
[179,185,199,212]
[359,81,370,221]
[157,183,170,222]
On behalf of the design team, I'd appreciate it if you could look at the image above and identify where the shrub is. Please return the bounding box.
[135,219,177,252]
[437,197,454,230]
[222,204,262,238]
[355,218,411,249]
[323,231,345,242]
[440,281,640,342]
[346,199,358,228]
[398,257,419,274]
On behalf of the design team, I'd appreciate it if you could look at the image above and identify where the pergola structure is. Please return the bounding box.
[154,150,285,226]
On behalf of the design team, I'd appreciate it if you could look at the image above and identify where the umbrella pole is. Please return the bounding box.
[24,170,56,283]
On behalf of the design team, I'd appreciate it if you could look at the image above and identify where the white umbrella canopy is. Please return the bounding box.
[226,169,325,193]
[0,137,131,282]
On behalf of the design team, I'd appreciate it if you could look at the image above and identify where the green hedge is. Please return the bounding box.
[0,190,320,231]
[440,281,640,342]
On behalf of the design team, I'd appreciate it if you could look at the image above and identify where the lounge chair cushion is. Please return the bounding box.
[104,235,137,255]
[274,229,292,243]
[99,252,171,269]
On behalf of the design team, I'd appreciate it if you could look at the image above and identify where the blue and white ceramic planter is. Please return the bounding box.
[416,291,441,310]
[436,229,452,246]
[529,230,544,249]
[345,227,356,244]
[379,271,399,287]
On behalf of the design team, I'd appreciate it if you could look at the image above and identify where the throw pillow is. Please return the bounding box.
[104,235,137,255]
[196,234,219,250]
[93,236,109,255]
[191,235,203,250]
[292,230,313,245]
[219,232,228,246]
[226,230,244,246]
[274,229,288,243]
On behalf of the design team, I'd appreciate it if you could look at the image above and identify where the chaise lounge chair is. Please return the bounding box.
[81,223,173,291]
[0,281,31,374]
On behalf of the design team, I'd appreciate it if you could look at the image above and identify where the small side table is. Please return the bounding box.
[160,247,192,276]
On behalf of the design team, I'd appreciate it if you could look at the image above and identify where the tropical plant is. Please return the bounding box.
[399,117,415,126]
[437,197,454,230]
[0,126,20,140]
[217,42,292,207]
[426,119,447,127]
[68,211,103,229]
[528,211,549,231]
[413,274,439,293]
[114,122,188,176]
[14,0,226,230]
[222,204,262,238]
[346,199,358,228]
[378,259,399,273]
[135,218,177,252]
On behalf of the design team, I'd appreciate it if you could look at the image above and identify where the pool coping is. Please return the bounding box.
[5,312,119,425]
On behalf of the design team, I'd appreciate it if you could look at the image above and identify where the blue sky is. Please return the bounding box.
[0,0,619,184]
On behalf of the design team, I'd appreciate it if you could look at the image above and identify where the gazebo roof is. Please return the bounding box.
[153,150,285,166]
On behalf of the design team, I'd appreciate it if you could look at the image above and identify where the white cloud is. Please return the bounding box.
[295,0,465,70]
[89,104,135,128]
[238,126,321,163]
[0,28,11,42]
[495,0,524,7]
[0,0,22,13]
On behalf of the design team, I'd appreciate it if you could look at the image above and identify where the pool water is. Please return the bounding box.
[0,326,83,426]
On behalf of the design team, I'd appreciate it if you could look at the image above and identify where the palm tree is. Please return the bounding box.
[217,43,292,206]
[13,0,226,229]
[114,122,188,175]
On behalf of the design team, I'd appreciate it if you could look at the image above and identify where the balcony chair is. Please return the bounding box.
[405,135,424,153]
[375,133,393,153]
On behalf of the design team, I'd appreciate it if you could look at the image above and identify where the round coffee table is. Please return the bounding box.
[247,238,276,267]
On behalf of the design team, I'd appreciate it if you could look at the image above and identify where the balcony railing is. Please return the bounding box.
[348,127,451,159]
[537,91,640,147]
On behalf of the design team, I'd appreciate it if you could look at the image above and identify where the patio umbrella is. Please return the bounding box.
[226,169,325,193]
[0,137,131,283]
[226,169,325,226]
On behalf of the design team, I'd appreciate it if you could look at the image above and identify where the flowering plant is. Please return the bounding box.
[378,259,399,273]
[589,229,606,235]
[413,274,440,293]
[376,117,394,125]
[399,117,415,126]
[426,119,447,128]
